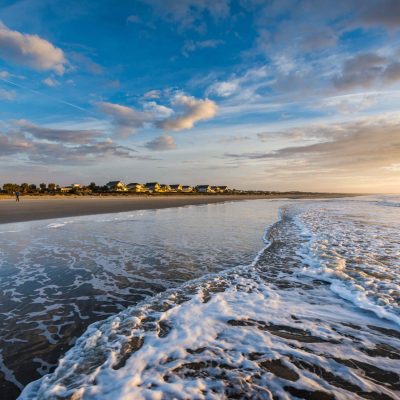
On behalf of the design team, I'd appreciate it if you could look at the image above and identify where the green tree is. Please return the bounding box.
[39,183,47,192]
[48,183,56,192]
[29,184,37,193]
[20,183,29,193]
[3,183,19,194]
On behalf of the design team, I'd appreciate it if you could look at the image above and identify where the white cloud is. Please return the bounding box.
[0,22,67,74]
[42,77,59,87]
[143,101,174,119]
[159,93,217,131]
[145,135,176,151]
[142,0,230,31]
[182,39,224,56]
[207,80,239,97]
[97,102,151,137]
[127,15,141,24]
[0,88,15,100]
[143,89,161,99]
[99,94,217,135]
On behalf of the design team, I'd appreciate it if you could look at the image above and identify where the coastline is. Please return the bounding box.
[0,193,357,224]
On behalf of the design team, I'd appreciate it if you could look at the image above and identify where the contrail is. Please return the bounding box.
[0,76,92,114]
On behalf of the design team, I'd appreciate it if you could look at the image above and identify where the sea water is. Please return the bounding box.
[1,197,399,399]
[0,199,285,398]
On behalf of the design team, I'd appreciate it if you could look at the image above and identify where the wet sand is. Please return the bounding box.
[0,193,354,224]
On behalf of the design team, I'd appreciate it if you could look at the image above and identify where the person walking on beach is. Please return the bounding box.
[15,191,20,202]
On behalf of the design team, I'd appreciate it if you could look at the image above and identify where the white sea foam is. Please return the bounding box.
[293,198,400,327]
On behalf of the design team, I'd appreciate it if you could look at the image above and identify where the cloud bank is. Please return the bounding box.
[0,120,138,164]
[226,116,400,172]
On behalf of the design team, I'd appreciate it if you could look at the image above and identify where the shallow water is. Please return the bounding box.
[18,195,400,400]
[0,200,285,398]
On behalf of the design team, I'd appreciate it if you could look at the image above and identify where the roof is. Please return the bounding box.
[145,182,159,186]
[107,181,124,185]
[197,185,210,188]
[127,182,143,186]
[170,184,181,188]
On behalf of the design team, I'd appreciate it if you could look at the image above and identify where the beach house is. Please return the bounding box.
[181,185,193,193]
[127,183,147,192]
[60,183,81,193]
[170,184,182,192]
[159,184,171,192]
[145,182,161,192]
[106,181,128,191]
[196,185,213,193]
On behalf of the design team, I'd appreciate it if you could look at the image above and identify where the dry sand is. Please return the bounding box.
[0,194,354,224]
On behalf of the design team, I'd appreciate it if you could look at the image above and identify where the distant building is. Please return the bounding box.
[71,183,81,189]
[145,182,161,192]
[127,183,147,192]
[159,184,171,192]
[181,185,193,192]
[106,181,128,191]
[218,185,228,193]
[60,186,72,193]
[196,185,213,193]
[170,184,182,192]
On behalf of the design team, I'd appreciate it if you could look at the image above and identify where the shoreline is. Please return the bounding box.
[0,193,358,224]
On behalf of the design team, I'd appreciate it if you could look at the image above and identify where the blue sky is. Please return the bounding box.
[1,0,400,192]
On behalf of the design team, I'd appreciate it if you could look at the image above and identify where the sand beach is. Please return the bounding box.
[0,193,353,224]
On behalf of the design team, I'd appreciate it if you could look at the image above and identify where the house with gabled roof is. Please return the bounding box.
[127,182,147,192]
[145,182,161,192]
[170,184,182,192]
[159,184,171,192]
[196,185,213,193]
[106,181,128,191]
[181,185,193,192]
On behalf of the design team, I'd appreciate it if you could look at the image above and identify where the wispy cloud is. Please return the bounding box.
[0,87,16,100]
[141,0,230,31]
[145,135,176,150]
[42,77,59,87]
[333,52,400,90]
[0,120,140,164]
[182,39,224,56]
[15,119,102,144]
[226,115,400,172]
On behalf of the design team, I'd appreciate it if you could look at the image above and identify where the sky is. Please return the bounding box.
[0,0,400,193]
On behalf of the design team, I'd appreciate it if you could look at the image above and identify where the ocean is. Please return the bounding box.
[0,197,399,399]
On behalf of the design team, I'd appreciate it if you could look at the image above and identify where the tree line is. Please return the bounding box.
[1,182,109,194]
[2,183,59,194]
